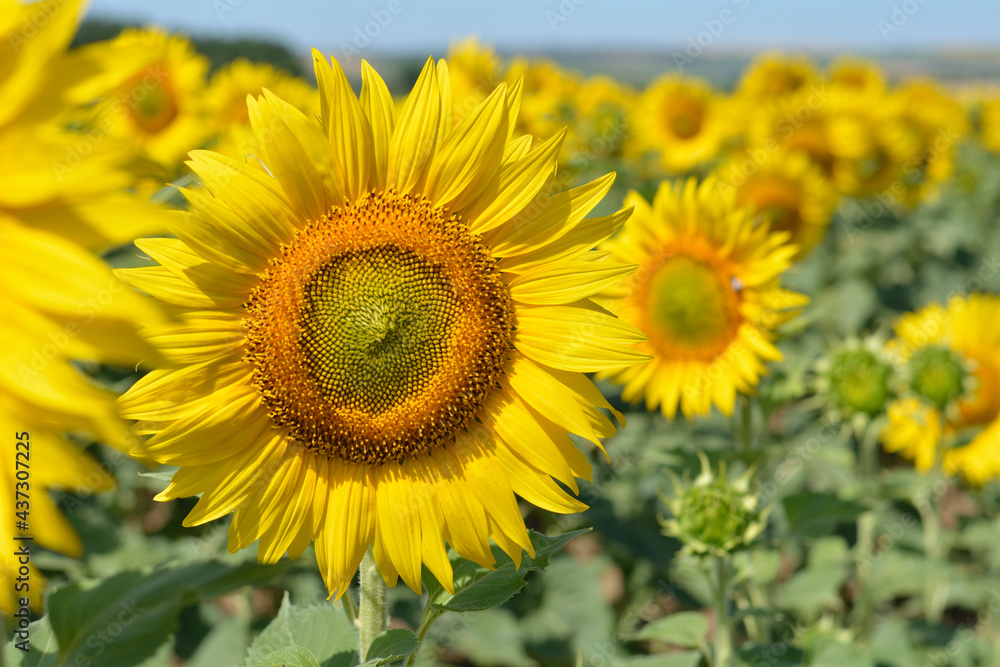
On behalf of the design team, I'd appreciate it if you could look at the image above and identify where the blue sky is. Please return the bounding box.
[84,0,1000,56]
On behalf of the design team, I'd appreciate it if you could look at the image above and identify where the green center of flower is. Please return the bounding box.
[829,348,893,416]
[646,255,739,360]
[300,246,459,415]
[909,346,966,410]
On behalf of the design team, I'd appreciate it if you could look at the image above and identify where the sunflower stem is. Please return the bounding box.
[918,448,949,625]
[710,555,733,667]
[357,547,388,663]
[406,606,444,667]
[342,586,359,626]
[853,418,882,637]
[738,396,754,457]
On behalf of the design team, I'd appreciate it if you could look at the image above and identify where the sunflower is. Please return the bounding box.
[75,27,210,169]
[736,53,818,102]
[747,88,837,177]
[978,98,1000,153]
[205,58,319,160]
[563,75,633,169]
[0,0,171,613]
[882,80,970,205]
[503,57,579,141]
[446,37,502,124]
[118,53,648,598]
[715,150,839,258]
[829,57,886,95]
[626,75,730,175]
[881,295,1000,484]
[826,95,915,198]
[598,178,807,419]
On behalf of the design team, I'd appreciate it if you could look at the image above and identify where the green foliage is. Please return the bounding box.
[423,529,589,613]
[245,593,357,667]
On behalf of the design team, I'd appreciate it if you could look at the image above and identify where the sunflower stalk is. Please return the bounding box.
[853,419,883,636]
[918,448,949,625]
[738,396,754,456]
[357,548,388,662]
[406,606,445,667]
[710,555,734,667]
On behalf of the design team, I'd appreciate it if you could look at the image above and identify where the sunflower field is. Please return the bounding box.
[5,1,1000,666]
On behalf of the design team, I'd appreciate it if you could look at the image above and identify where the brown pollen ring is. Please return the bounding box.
[243,190,513,465]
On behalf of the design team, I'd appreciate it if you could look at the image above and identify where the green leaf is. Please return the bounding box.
[774,537,850,621]
[245,592,358,667]
[430,529,588,612]
[613,652,702,667]
[428,608,534,667]
[186,616,252,667]
[47,560,288,667]
[809,637,875,667]
[363,628,419,664]
[521,554,617,663]
[629,612,708,649]
[781,492,864,539]
[737,643,805,667]
[4,617,59,667]
[252,646,321,667]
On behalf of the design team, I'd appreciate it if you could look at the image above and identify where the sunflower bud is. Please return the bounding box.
[828,347,893,417]
[660,453,768,556]
[907,346,967,411]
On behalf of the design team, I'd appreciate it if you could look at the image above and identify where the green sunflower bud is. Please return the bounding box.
[908,346,966,410]
[660,453,768,557]
[828,347,893,416]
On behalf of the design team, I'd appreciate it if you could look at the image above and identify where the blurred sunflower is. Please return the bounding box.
[598,178,807,419]
[883,80,970,205]
[0,0,170,613]
[205,58,319,160]
[716,150,839,258]
[736,53,818,102]
[119,53,648,598]
[826,96,913,198]
[979,98,1000,153]
[747,88,837,176]
[75,27,210,170]
[503,57,579,141]
[881,295,1000,484]
[446,36,502,123]
[829,57,886,95]
[627,75,729,174]
[563,75,633,169]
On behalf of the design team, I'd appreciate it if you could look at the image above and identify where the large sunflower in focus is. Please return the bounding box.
[1,0,170,613]
[598,179,807,419]
[881,295,1000,485]
[627,75,729,175]
[119,53,648,597]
